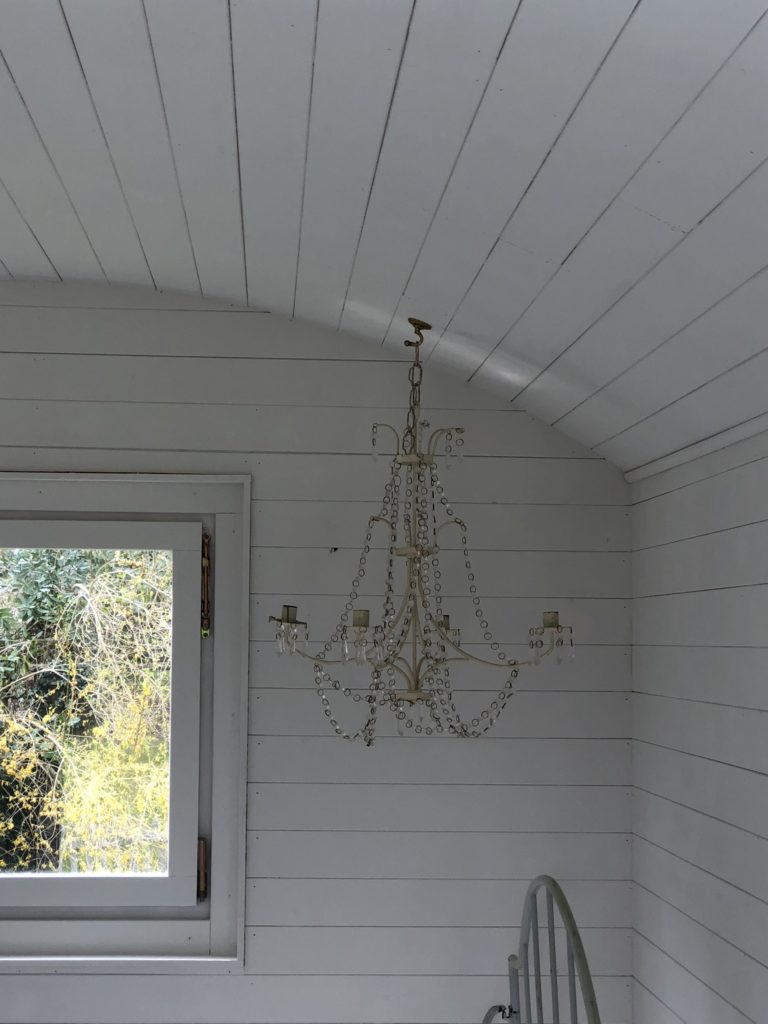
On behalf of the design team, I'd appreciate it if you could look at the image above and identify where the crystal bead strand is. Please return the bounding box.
[429,461,519,736]
[311,459,403,744]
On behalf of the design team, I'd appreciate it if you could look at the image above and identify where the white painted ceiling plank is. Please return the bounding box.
[566,266,768,449]
[520,156,768,427]
[0,0,152,287]
[473,0,768,396]
[339,0,515,342]
[0,49,103,279]
[62,0,199,294]
[502,0,768,261]
[431,241,555,379]
[0,280,238,311]
[621,9,768,232]
[144,0,246,304]
[0,185,58,279]
[384,0,636,359]
[471,200,682,394]
[600,346,768,471]
[231,0,315,315]
[551,10,768,445]
[293,0,413,327]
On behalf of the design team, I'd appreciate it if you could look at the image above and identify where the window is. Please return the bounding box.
[0,475,249,971]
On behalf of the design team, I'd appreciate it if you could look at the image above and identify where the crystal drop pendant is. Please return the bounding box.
[275,629,286,656]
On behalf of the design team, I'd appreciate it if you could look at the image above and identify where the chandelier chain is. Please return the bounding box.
[402,348,423,456]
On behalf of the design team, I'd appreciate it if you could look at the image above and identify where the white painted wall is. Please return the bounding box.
[0,287,631,1023]
[630,433,768,1024]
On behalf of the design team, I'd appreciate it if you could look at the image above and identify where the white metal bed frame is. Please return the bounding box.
[482,875,601,1024]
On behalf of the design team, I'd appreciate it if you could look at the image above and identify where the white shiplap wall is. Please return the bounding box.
[0,288,631,1023]
[630,434,768,1024]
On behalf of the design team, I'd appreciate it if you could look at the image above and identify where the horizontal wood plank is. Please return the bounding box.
[633,644,768,710]
[633,586,768,648]
[633,517,768,595]
[634,838,768,971]
[632,741,768,839]
[246,782,632,833]
[0,401,598,460]
[249,736,630,786]
[635,886,766,1024]
[634,933,747,1024]
[633,455,768,547]
[246,877,631,928]
[633,692,768,774]
[245,924,632,976]
[633,787,768,901]
[0,973,631,1023]
[0,352,508,410]
[252,547,629,599]
[246,830,629,880]
[249,690,630,740]
[252,499,631,551]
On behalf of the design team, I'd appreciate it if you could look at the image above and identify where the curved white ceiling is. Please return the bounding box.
[0,0,767,475]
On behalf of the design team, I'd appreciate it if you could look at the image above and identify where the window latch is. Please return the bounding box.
[201,533,211,638]
[197,838,208,902]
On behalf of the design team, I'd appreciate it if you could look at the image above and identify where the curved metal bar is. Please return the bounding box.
[371,422,401,454]
[508,954,521,1024]
[546,889,560,1024]
[435,517,468,536]
[481,1007,507,1024]
[482,875,600,1024]
[530,897,543,1023]
[427,426,464,457]
[434,617,556,670]
[517,877,600,1024]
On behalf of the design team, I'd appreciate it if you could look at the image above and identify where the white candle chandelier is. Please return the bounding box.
[271,318,574,745]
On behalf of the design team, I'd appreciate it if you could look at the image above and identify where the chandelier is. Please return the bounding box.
[271,318,574,745]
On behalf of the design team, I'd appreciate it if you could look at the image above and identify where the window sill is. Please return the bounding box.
[0,955,245,975]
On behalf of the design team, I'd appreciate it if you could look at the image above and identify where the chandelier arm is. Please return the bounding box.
[427,607,552,669]
[435,517,468,537]
[372,422,401,453]
[519,633,555,668]
[387,583,414,632]
[414,651,444,687]
[389,656,416,688]
[369,514,395,530]
[427,426,464,457]
[294,649,349,667]
[439,632,555,670]
[412,533,556,670]
[431,623,515,669]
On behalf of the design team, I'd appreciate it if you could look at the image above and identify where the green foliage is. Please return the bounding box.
[0,548,172,873]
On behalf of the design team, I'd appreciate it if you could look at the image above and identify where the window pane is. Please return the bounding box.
[0,548,172,876]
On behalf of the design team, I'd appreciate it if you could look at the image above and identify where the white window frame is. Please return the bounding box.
[0,474,250,973]
[0,519,201,909]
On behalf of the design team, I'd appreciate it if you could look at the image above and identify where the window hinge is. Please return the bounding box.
[201,533,211,638]
[197,837,208,902]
